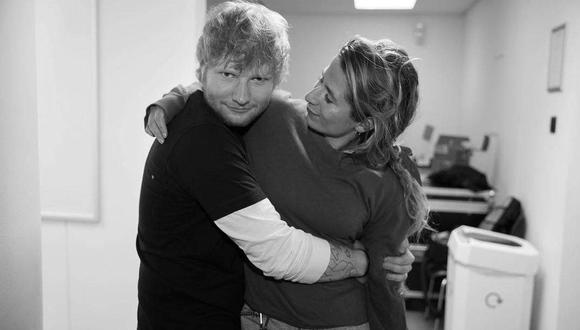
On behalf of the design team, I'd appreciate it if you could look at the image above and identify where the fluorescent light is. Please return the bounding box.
[354,0,417,10]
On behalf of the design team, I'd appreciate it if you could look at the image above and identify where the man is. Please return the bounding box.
[138,2,413,329]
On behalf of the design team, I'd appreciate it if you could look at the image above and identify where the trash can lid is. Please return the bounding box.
[448,226,539,275]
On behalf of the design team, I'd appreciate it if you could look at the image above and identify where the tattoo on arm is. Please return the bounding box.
[317,242,367,282]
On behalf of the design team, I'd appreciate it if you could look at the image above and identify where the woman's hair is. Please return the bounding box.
[339,36,429,236]
[196,1,290,85]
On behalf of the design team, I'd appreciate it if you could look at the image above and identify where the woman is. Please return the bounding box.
[147,37,428,329]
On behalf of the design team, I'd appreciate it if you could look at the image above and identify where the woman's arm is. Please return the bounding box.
[144,83,199,143]
[144,85,291,144]
[143,85,413,284]
[360,184,411,329]
[143,85,369,284]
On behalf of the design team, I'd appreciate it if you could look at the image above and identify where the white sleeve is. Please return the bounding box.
[214,198,330,284]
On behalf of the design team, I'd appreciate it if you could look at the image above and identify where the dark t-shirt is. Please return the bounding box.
[242,95,410,329]
[136,91,265,329]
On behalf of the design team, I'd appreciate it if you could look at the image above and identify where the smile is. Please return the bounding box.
[306,105,319,117]
[226,105,253,113]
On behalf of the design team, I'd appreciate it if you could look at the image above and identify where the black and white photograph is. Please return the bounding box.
[2,0,579,329]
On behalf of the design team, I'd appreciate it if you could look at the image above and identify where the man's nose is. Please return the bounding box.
[233,82,250,106]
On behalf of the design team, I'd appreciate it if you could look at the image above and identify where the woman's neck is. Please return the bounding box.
[324,131,358,151]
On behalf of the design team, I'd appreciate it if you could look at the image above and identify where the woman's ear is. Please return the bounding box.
[355,118,374,133]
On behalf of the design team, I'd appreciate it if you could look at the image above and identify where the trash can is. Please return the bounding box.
[444,226,539,330]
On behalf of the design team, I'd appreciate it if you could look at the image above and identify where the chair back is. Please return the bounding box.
[478,197,526,238]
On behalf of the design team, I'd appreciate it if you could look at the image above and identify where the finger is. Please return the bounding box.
[383,262,412,274]
[403,249,415,263]
[145,126,153,137]
[398,238,410,254]
[154,116,168,139]
[386,272,408,282]
[150,121,165,144]
[383,255,414,267]
[146,113,157,137]
[392,249,416,264]
[383,251,415,267]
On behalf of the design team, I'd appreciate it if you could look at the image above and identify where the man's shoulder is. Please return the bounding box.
[163,113,240,159]
[171,122,240,152]
[170,92,228,137]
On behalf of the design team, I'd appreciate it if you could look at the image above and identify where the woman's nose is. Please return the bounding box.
[305,85,321,104]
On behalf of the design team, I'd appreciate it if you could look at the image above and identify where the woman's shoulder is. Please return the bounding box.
[350,164,404,200]
[350,147,419,193]
[270,89,307,118]
[248,89,307,136]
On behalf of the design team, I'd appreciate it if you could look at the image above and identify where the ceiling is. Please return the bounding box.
[208,0,481,15]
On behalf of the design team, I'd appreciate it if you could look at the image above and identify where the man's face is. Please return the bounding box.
[201,61,276,127]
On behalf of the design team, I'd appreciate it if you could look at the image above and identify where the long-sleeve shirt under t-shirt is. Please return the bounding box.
[137,91,330,329]
[154,86,414,330]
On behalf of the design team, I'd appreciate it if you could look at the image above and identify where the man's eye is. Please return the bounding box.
[324,94,333,104]
[222,72,236,78]
[253,76,270,83]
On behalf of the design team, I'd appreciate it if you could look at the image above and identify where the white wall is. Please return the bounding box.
[39,1,205,329]
[0,0,43,329]
[32,1,580,329]
[279,13,466,155]
[36,0,99,222]
[462,1,580,329]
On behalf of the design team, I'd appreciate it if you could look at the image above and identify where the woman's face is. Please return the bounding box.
[305,56,361,148]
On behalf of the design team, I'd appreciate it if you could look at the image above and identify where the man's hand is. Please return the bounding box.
[382,238,415,282]
[145,105,168,144]
[352,240,369,284]
[318,242,368,282]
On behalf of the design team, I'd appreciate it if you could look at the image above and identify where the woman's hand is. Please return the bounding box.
[145,105,169,144]
[382,238,414,282]
[354,239,414,284]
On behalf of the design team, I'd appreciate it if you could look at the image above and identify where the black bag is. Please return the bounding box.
[428,164,492,191]
[479,197,526,238]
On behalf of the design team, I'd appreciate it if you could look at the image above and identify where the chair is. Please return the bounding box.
[421,196,526,330]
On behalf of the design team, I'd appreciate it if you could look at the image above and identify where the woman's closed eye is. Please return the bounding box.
[324,94,333,104]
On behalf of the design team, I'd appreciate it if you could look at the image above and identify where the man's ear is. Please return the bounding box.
[196,66,206,88]
[355,118,374,133]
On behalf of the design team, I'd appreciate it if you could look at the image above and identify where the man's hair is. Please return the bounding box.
[196,1,290,85]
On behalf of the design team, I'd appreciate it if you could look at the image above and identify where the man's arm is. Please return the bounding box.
[215,199,366,283]
[145,85,412,283]
[161,110,367,284]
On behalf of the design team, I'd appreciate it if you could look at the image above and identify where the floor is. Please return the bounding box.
[407,310,436,330]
